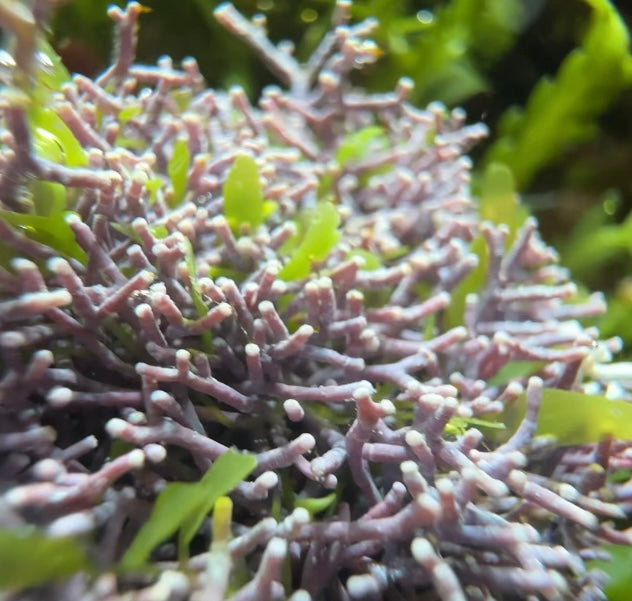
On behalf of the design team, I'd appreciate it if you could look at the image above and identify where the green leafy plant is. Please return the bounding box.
[278,201,341,281]
[121,450,257,569]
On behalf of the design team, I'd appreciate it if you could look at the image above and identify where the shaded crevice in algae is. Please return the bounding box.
[0,2,631,600]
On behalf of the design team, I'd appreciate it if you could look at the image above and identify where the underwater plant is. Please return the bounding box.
[2,1,632,600]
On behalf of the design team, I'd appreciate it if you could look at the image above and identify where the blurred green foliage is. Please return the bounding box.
[0,527,94,589]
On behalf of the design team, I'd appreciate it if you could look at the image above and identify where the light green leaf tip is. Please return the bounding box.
[278,201,341,281]
[223,154,264,234]
[121,450,256,570]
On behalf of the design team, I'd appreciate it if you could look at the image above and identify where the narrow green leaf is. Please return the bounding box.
[183,239,212,352]
[178,451,256,558]
[145,177,164,206]
[0,528,93,589]
[222,154,264,233]
[121,450,256,570]
[294,492,337,517]
[278,201,341,281]
[488,360,546,387]
[478,162,528,245]
[167,138,190,207]
[0,210,87,264]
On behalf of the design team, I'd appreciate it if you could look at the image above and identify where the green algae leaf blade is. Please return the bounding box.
[0,210,87,264]
[488,360,546,387]
[478,162,528,244]
[223,154,264,233]
[0,528,93,589]
[31,179,66,216]
[34,39,71,98]
[503,388,632,446]
[279,201,341,281]
[536,389,632,445]
[183,238,212,352]
[121,450,256,570]
[587,545,632,601]
[336,126,387,166]
[110,222,169,244]
[346,249,382,271]
[30,108,88,167]
[167,138,190,207]
[294,492,337,517]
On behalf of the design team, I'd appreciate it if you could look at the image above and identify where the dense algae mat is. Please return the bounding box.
[2,2,632,600]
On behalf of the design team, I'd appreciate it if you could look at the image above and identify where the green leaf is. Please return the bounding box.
[478,162,528,245]
[34,39,71,97]
[504,388,632,446]
[121,450,256,570]
[346,249,382,271]
[184,238,212,353]
[336,126,387,166]
[278,201,341,281]
[110,222,169,245]
[587,545,632,601]
[0,210,87,264]
[445,416,506,437]
[145,177,164,206]
[118,105,143,124]
[30,108,88,167]
[31,179,66,216]
[167,138,190,207]
[0,527,93,589]
[294,492,337,518]
[484,0,632,188]
[488,360,546,387]
[222,154,264,233]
